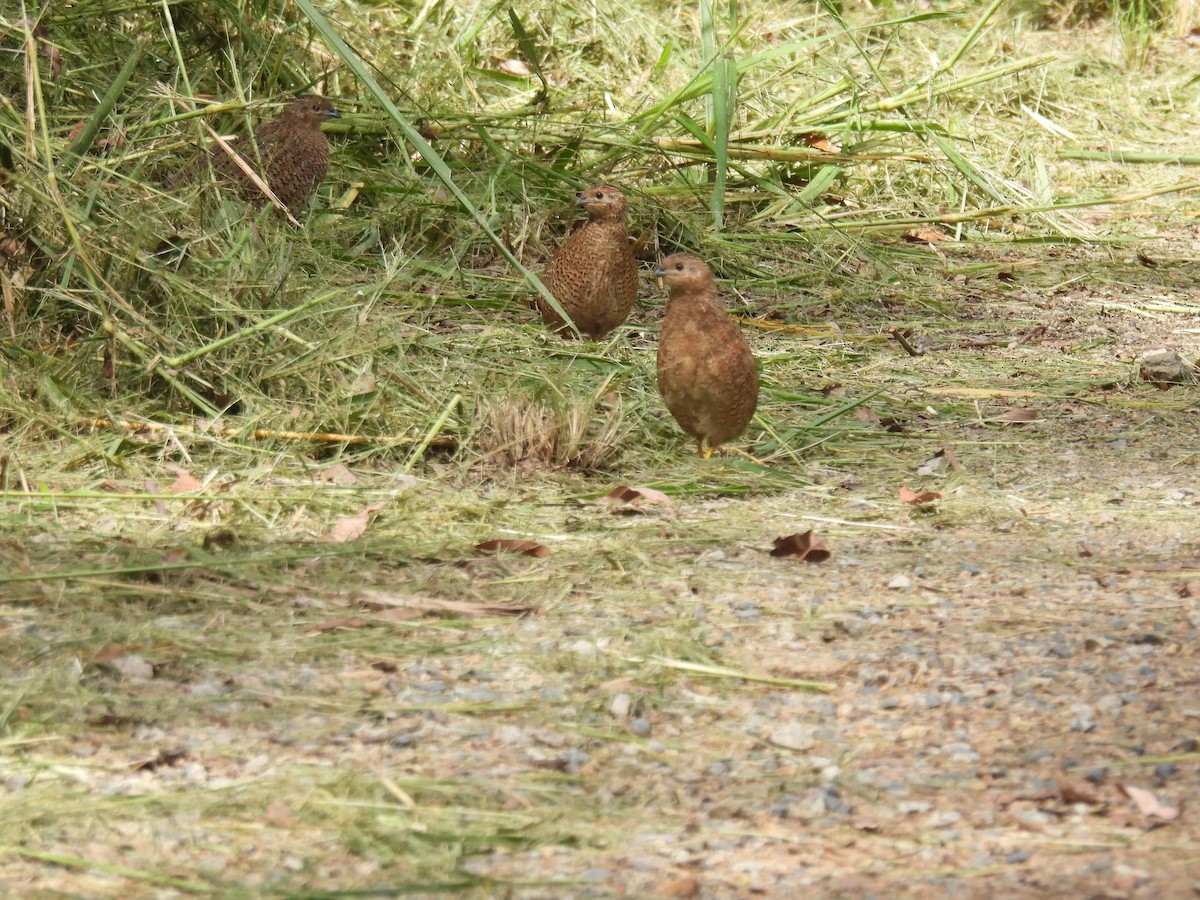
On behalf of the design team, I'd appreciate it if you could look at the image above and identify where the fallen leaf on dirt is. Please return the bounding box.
[769,531,831,563]
[899,484,943,506]
[166,467,202,493]
[606,484,673,513]
[993,407,1040,424]
[476,539,551,558]
[854,407,880,422]
[356,590,534,618]
[1055,772,1102,806]
[497,58,533,76]
[96,130,126,151]
[93,643,129,664]
[1116,783,1179,820]
[320,463,358,486]
[802,133,840,153]
[903,226,952,243]
[320,501,387,543]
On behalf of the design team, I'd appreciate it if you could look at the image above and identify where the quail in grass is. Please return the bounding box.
[208,95,340,215]
[655,252,759,458]
[537,184,638,340]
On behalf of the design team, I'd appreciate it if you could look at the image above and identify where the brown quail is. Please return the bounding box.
[537,184,638,339]
[209,95,339,215]
[655,252,758,458]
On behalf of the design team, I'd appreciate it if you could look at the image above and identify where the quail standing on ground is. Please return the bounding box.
[655,252,759,458]
[209,95,340,215]
[537,184,638,340]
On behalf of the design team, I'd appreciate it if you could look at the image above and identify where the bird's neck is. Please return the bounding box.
[665,287,723,316]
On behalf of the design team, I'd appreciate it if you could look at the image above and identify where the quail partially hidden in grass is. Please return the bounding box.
[209,95,340,215]
[655,252,758,458]
[537,184,638,340]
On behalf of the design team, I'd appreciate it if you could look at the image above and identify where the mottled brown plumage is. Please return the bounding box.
[209,95,339,215]
[655,252,758,457]
[538,184,638,339]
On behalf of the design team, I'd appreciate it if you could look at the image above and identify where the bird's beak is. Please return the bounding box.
[575,193,591,206]
[652,264,666,277]
[325,107,341,119]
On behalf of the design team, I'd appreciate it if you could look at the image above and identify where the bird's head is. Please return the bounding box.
[575,184,628,222]
[284,95,341,126]
[653,252,714,294]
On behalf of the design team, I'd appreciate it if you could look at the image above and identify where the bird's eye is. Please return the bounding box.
[594,192,604,199]
[674,263,684,270]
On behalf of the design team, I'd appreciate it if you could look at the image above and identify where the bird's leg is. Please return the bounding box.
[697,438,713,459]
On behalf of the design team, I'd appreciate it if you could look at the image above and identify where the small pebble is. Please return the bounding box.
[609,693,632,719]
[627,718,652,737]
[1154,762,1177,781]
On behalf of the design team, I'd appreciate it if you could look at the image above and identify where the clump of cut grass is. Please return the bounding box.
[474,390,628,473]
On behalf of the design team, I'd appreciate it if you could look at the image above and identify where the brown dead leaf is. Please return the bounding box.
[606,485,673,514]
[93,643,128,664]
[1116,783,1179,821]
[994,407,1040,424]
[476,539,551,558]
[96,130,126,151]
[903,227,952,243]
[320,501,387,543]
[802,133,840,153]
[769,531,831,563]
[166,466,202,493]
[1055,772,1102,806]
[899,484,943,506]
[854,407,880,422]
[320,462,358,486]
